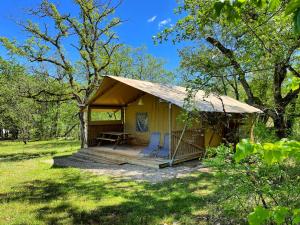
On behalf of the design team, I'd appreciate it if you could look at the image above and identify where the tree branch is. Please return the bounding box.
[288,65,300,78]
[206,36,260,106]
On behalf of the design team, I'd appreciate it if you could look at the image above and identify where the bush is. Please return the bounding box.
[253,122,278,143]
[203,139,300,225]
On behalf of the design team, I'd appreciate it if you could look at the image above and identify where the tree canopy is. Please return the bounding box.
[157,0,300,138]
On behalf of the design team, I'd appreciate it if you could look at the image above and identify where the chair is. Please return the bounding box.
[140,132,161,156]
[156,133,170,158]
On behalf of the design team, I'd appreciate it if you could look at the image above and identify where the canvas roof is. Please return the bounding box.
[88,76,262,114]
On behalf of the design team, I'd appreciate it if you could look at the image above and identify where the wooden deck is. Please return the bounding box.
[71,145,170,169]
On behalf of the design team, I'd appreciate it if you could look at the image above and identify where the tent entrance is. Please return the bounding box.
[87,106,124,146]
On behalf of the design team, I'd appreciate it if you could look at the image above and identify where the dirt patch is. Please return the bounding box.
[53,156,211,183]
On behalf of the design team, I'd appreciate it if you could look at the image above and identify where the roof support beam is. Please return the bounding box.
[89,81,119,104]
[126,92,146,106]
[89,105,124,109]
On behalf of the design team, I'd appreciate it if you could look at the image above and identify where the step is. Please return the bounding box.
[84,147,138,157]
[68,155,95,163]
[72,152,118,164]
[74,147,171,169]
[79,149,168,169]
[73,151,126,165]
[81,148,141,163]
[71,152,102,163]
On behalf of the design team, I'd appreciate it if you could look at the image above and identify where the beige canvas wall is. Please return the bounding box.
[124,93,222,147]
[124,94,181,145]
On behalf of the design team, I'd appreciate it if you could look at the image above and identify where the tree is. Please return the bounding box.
[0,58,31,141]
[214,0,300,33]
[156,0,300,138]
[0,0,122,147]
[0,57,79,141]
[107,45,174,83]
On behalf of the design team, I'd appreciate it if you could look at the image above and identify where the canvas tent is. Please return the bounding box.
[83,75,262,165]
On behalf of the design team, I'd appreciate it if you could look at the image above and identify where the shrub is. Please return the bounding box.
[203,139,300,225]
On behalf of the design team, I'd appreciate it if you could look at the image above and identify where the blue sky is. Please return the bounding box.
[0,0,186,71]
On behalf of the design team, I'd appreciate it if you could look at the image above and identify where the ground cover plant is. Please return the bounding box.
[204,140,300,225]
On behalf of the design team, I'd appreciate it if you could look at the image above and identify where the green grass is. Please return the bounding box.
[0,140,217,225]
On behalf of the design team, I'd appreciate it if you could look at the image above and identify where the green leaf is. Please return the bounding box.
[272,206,289,224]
[291,77,300,91]
[269,0,281,11]
[261,143,286,164]
[248,206,270,225]
[286,0,300,15]
[294,9,300,33]
[293,209,300,225]
[214,2,225,16]
[235,139,258,162]
[257,0,268,8]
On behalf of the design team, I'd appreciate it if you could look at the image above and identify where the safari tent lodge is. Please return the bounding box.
[72,76,262,168]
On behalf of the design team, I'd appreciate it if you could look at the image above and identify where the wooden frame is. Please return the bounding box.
[87,106,124,147]
[170,121,188,165]
[168,103,172,160]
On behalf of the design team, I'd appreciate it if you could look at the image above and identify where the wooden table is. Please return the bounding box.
[96,132,131,149]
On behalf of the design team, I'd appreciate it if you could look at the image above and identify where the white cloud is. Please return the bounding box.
[147,16,157,23]
[158,18,171,28]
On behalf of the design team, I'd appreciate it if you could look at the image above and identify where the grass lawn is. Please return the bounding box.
[0,140,217,225]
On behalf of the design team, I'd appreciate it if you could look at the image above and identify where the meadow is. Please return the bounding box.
[0,140,216,225]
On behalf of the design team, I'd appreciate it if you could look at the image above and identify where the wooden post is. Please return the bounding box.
[83,106,89,149]
[88,107,91,122]
[168,103,172,160]
[170,120,188,166]
[123,107,126,133]
[250,114,256,142]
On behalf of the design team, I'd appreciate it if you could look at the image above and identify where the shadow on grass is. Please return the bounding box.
[0,151,58,162]
[22,140,79,150]
[0,170,216,225]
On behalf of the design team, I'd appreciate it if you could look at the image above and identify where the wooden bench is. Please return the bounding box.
[96,132,131,149]
[96,137,117,142]
[96,137,117,147]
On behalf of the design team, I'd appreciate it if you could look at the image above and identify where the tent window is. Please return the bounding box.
[90,109,121,122]
[136,112,148,132]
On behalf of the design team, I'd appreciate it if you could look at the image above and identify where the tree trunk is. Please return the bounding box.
[51,102,60,138]
[79,109,88,149]
[273,109,287,139]
[272,63,288,139]
[286,99,296,136]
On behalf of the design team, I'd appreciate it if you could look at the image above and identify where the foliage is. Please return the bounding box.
[253,122,278,142]
[0,0,122,147]
[203,139,300,224]
[235,139,300,224]
[214,0,300,33]
[156,0,300,138]
[235,138,300,164]
[0,0,175,146]
[106,45,174,83]
[0,58,79,140]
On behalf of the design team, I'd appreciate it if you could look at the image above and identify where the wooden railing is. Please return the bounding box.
[88,123,123,146]
[171,129,205,162]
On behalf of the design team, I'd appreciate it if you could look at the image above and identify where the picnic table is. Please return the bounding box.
[96,131,131,149]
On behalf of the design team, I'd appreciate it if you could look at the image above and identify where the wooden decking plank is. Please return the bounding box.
[73,146,170,169]
[74,151,126,165]
[172,152,202,165]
